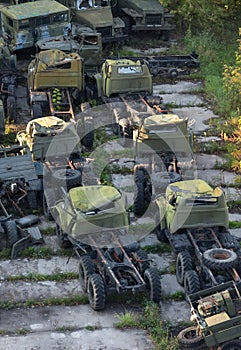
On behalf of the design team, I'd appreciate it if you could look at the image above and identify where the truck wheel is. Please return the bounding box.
[26,191,38,211]
[167,68,178,79]
[156,228,168,243]
[7,96,16,122]
[81,118,94,149]
[4,220,19,247]
[177,326,205,349]
[56,223,71,249]
[184,270,200,295]
[203,248,238,270]
[176,251,193,286]
[133,181,145,216]
[132,249,150,275]
[220,232,241,252]
[134,165,146,182]
[32,104,42,119]
[219,340,241,350]
[52,168,82,190]
[87,273,106,311]
[144,267,162,303]
[79,255,95,292]
[43,189,56,220]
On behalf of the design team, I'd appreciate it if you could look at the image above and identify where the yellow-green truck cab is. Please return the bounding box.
[94,58,153,98]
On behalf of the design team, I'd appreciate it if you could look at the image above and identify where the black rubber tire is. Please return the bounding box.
[43,189,56,220]
[177,326,205,349]
[52,168,82,191]
[134,166,152,202]
[133,181,145,216]
[167,68,178,79]
[79,255,95,292]
[56,223,71,249]
[144,267,162,303]
[87,273,106,311]
[156,228,168,243]
[134,165,146,183]
[112,122,120,135]
[203,248,238,270]
[219,340,241,350]
[184,270,200,295]
[219,232,241,252]
[27,191,38,210]
[4,220,19,247]
[7,95,16,122]
[133,249,150,276]
[32,104,42,119]
[176,251,193,286]
[81,118,94,148]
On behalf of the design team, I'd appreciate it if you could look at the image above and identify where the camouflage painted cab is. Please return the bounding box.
[54,185,129,239]
[112,0,174,40]
[0,0,71,51]
[56,0,126,45]
[156,179,229,234]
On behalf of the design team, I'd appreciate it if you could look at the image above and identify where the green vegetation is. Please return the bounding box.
[0,295,88,310]
[7,272,79,283]
[227,199,241,212]
[40,227,56,236]
[115,301,178,350]
[159,0,241,174]
[229,221,241,229]
[115,310,139,328]
[142,243,172,254]
[0,246,73,260]
[182,30,240,174]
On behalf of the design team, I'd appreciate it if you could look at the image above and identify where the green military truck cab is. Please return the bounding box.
[112,0,174,40]
[56,0,127,45]
[94,58,153,98]
[155,179,241,295]
[0,0,71,52]
[156,179,229,234]
[28,49,85,120]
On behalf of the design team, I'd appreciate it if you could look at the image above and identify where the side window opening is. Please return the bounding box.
[7,17,14,27]
[35,16,50,27]
[53,12,68,23]
[19,19,30,29]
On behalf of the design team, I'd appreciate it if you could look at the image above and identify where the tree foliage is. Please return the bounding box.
[223,29,241,113]
[222,30,241,173]
[161,0,241,34]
